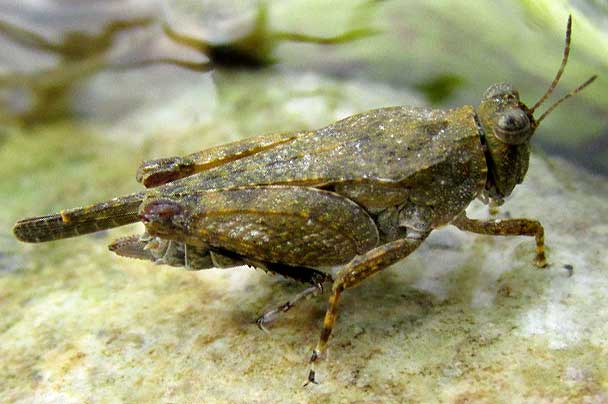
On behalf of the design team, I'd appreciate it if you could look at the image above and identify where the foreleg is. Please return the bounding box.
[452,212,547,267]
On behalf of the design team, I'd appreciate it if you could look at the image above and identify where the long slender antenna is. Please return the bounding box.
[530,15,572,113]
[535,75,597,125]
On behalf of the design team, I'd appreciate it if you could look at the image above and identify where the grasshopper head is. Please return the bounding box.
[477,15,596,202]
[477,83,535,201]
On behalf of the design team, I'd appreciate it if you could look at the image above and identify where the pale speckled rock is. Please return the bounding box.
[1,67,607,403]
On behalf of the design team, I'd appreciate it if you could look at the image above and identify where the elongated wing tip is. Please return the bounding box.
[13,207,141,243]
[13,214,66,243]
[13,193,145,243]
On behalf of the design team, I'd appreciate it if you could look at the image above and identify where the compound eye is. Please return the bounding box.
[495,108,531,145]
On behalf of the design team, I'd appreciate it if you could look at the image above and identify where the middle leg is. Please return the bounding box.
[255,261,332,331]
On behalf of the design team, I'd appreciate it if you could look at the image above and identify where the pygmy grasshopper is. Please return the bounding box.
[13,17,596,384]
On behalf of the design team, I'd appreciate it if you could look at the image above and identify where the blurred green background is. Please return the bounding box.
[1,0,606,170]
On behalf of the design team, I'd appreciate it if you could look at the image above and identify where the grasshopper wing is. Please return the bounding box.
[137,132,303,187]
[142,186,380,268]
[158,106,484,201]
[138,106,481,191]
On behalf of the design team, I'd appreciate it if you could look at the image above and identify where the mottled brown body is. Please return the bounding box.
[12,17,595,384]
[137,105,487,268]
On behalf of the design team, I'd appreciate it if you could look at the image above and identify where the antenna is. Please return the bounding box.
[535,75,597,125]
[529,15,572,114]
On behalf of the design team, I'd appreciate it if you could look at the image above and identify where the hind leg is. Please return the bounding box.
[306,236,426,385]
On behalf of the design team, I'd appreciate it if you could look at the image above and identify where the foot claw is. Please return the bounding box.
[316,282,324,294]
[303,370,318,386]
[255,316,271,334]
[256,283,324,332]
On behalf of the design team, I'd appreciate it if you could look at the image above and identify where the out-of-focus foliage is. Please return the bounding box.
[0,0,375,126]
[163,0,377,68]
[0,0,606,172]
